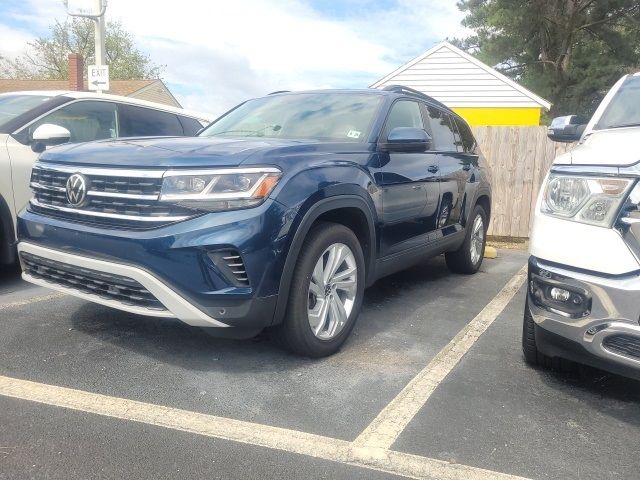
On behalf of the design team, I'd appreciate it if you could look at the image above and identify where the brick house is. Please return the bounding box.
[0,54,181,107]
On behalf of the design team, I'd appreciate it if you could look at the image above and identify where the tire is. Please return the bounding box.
[522,298,542,365]
[276,221,365,357]
[522,298,574,371]
[0,209,17,265]
[445,204,487,274]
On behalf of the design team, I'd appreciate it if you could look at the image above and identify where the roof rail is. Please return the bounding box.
[267,90,290,95]
[381,85,449,111]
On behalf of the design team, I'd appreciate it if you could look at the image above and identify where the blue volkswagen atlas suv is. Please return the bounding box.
[17,86,491,357]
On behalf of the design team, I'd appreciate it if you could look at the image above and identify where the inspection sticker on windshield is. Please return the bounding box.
[347,130,361,139]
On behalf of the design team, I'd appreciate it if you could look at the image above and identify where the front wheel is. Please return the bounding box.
[522,298,574,371]
[276,222,365,357]
[445,204,487,274]
[522,298,542,365]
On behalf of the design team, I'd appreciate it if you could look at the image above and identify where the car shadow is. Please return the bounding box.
[363,255,453,306]
[68,256,455,373]
[70,302,302,373]
[0,262,26,293]
[531,361,640,426]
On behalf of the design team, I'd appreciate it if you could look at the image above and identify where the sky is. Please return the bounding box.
[0,0,469,116]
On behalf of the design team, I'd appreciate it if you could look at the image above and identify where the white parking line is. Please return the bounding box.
[0,374,529,480]
[0,292,67,310]
[354,265,528,450]
[0,263,531,478]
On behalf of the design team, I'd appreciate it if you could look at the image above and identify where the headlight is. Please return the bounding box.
[541,174,634,227]
[160,168,281,211]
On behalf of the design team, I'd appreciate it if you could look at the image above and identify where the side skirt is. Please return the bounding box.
[373,228,465,281]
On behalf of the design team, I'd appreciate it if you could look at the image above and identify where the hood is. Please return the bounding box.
[558,126,640,167]
[39,136,320,168]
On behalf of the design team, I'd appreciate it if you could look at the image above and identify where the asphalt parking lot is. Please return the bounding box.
[1,249,640,480]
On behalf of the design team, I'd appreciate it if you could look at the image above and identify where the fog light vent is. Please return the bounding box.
[207,250,250,287]
[529,273,591,318]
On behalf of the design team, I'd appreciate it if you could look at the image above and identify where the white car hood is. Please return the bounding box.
[556,126,640,167]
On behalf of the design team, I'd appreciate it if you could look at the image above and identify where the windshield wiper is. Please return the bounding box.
[604,122,640,129]
[209,124,281,137]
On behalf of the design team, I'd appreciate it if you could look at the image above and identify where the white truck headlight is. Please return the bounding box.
[160,167,281,211]
[541,174,634,227]
[544,176,589,216]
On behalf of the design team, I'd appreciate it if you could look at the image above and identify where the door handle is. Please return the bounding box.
[427,165,439,174]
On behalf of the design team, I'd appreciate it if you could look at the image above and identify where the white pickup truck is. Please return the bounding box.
[524,73,640,379]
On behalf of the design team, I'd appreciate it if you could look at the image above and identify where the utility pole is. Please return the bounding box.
[64,0,108,93]
[94,0,106,70]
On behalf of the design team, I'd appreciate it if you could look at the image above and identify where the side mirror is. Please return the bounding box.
[31,123,71,153]
[547,115,587,143]
[382,127,431,152]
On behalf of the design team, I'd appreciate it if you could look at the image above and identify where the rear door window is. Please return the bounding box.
[454,117,476,153]
[118,104,184,137]
[426,106,458,152]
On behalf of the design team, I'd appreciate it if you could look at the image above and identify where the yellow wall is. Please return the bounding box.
[452,107,542,127]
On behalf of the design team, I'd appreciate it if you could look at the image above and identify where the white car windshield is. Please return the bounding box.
[0,94,52,128]
[200,93,382,142]
[596,75,640,130]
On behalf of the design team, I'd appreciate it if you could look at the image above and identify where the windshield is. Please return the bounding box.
[200,93,382,142]
[596,76,640,130]
[0,94,52,128]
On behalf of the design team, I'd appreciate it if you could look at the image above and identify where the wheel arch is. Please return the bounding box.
[272,195,377,325]
[475,193,491,228]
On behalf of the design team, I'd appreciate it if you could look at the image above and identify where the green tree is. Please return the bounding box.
[0,18,163,80]
[455,0,640,118]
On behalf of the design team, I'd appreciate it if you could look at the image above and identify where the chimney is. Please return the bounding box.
[68,53,84,91]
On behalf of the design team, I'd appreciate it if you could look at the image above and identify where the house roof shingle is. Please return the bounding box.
[0,79,156,97]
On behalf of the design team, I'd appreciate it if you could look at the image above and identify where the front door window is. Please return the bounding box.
[28,101,118,143]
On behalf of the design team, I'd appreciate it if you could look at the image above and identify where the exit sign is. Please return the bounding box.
[88,65,109,91]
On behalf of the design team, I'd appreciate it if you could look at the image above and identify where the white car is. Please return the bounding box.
[0,91,214,265]
[524,72,640,379]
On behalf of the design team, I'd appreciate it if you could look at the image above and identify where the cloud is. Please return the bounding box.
[0,0,469,115]
[0,24,34,58]
[3,0,66,34]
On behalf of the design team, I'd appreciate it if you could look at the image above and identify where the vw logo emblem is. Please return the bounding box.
[66,173,88,207]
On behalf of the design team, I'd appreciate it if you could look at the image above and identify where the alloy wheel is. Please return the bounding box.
[470,214,484,265]
[307,243,357,340]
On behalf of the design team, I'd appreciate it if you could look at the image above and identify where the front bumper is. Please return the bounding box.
[19,242,229,327]
[17,201,288,331]
[528,256,640,377]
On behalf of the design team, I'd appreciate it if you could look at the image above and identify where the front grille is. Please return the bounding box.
[21,251,166,311]
[603,334,640,360]
[29,164,195,229]
[88,175,162,196]
[31,168,163,195]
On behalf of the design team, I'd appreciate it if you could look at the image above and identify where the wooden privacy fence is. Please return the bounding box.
[471,126,574,238]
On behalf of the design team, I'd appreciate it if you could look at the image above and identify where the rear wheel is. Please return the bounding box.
[445,204,487,274]
[276,222,365,357]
